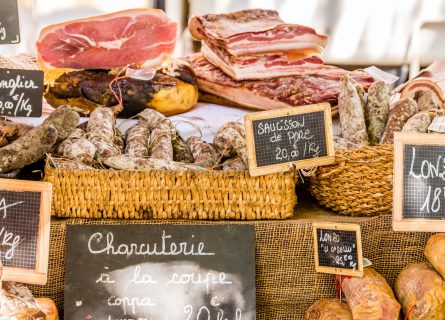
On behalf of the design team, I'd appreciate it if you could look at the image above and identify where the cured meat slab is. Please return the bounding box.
[189,9,327,56]
[186,53,375,110]
[37,9,177,70]
[201,41,324,80]
[399,60,445,108]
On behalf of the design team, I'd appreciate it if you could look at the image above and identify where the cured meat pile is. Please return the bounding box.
[399,60,445,108]
[186,53,374,111]
[189,9,327,80]
[186,9,375,110]
[37,9,177,70]
[36,9,199,118]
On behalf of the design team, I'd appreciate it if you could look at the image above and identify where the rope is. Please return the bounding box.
[172,120,203,138]
[404,305,416,320]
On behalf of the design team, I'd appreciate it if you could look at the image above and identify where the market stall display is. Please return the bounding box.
[2,3,445,319]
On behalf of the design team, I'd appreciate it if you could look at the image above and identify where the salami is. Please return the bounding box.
[125,123,150,157]
[186,136,220,168]
[213,122,248,165]
[428,116,445,133]
[365,81,391,145]
[338,75,369,148]
[222,157,247,171]
[57,128,96,165]
[42,105,79,142]
[380,98,418,144]
[395,262,445,320]
[340,268,401,320]
[87,107,121,158]
[172,132,194,163]
[402,112,432,133]
[303,298,352,320]
[150,121,174,160]
[103,155,203,171]
[416,90,439,111]
[425,233,445,280]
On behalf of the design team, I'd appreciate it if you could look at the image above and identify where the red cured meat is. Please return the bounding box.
[189,9,327,56]
[185,53,374,110]
[37,9,177,70]
[202,40,324,80]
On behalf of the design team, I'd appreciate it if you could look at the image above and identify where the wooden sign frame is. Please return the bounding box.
[244,103,335,177]
[0,179,52,285]
[393,132,445,232]
[313,222,363,277]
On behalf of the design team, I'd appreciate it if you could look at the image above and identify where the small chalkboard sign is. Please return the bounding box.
[0,179,51,285]
[244,103,335,176]
[393,132,445,232]
[0,0,20,44]
[0,68,44,117]
[313,222,363,277]
[65,225,256,320]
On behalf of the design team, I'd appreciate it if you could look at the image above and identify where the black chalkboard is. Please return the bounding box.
[0,190,40,269]
[0,68,44,117]
[65,225,256,320]
[245,104,334,176]
[0,0,20,44]
[403,144,445,219]
[313,223,363,277]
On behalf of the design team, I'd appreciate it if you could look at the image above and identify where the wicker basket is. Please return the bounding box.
[44,165,297,220]
[310,145,393,217]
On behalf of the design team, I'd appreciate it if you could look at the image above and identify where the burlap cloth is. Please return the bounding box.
[28,211,431,319]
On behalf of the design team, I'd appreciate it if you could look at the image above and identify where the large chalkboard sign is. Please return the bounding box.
[313,223,363,277]
[0,68,44,117]
[393,132,445,231]
[0,0,20,44]
[65,225,256,320]
[0,179,52,285]
[244,103,335,176]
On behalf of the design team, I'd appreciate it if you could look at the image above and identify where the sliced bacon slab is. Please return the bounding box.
[201,41,323,80]
[185,53,374,110]
[189,9,327,56]
[37,9,177,70]
[399,60,445,108]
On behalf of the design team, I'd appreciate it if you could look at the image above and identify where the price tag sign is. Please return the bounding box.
[0,0,20,44]
[313,222,363,277]
[393,132,445,231]
[244,103,335,176]
[0,68,44,117]
[0,179,52,285]
[65,225,256,320]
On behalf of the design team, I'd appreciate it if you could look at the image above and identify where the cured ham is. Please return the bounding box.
[189,9,327,56]
[185,53,375,110]
[399,60,445,108]
[201,41,324,80]
[36,9,177,70]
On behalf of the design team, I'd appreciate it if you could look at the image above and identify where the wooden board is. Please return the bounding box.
[244,103,335,176]
[313,222,363,277]
[64,225,256,320]
[393,132,445,232]
[0,0,20,44]
[0,68,44,117]
[0,179,51,284]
